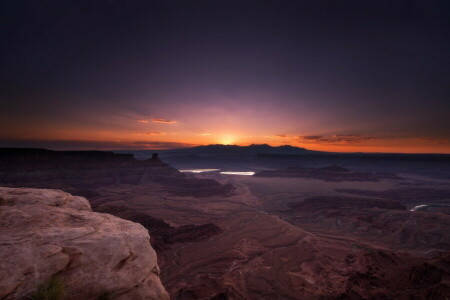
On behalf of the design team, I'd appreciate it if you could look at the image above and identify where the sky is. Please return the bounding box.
[1,0,449,153]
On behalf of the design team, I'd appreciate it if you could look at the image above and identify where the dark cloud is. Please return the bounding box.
[299,135,375,144]
[331,135,375,142]
[301,135,324,141]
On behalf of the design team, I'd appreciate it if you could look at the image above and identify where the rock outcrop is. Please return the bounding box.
[0,148,181,187]
[94,204,223,252]
[0,148,233,198]
[0,187,169,300]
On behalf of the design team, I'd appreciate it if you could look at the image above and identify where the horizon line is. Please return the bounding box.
[1,143,449,155]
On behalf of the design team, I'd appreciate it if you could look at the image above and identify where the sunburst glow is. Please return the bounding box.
[219,135,236,145]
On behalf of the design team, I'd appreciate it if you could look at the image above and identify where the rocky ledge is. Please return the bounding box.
[0,187,169,300]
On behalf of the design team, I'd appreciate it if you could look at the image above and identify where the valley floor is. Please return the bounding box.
[90,173,450,299]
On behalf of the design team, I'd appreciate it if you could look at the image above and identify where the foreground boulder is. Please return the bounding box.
[0,187,169,300]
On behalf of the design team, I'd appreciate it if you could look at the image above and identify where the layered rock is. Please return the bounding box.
[336,187,450,205]
[288,196,450,251]
[409,253,450,299]
[0,148,233,198]
[0,148,181,187]
[289,195,406,211]
[0,187,169,300]
[95,204,223,252]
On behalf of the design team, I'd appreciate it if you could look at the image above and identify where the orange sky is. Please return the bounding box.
[0,80,448,154]
[2,114,449,153]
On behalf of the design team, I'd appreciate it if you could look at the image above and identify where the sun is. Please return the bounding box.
[220,135,235,145]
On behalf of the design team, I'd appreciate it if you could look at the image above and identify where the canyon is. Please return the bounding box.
[0,148,449,299]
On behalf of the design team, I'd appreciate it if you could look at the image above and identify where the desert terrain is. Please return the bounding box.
[1,147,449,299]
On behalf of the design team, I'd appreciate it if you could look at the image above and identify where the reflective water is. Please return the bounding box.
[220,171,255,176]
[410,204,428,211]
[180,169,220,173]
[179,169,255,175]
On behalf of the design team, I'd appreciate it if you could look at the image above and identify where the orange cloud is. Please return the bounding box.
[265,134,289,139]
[152,118,176,124]
[144,132,165,135]
[197,133,212,136]
[137,120,149,123]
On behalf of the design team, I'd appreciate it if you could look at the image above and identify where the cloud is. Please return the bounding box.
[152,118,176,124]
[132,132,166,136]
[301,135,324,141]
[143,132,165,135]
[129,141,197,149]
[268,134,377,146]
[137,120,149,123]
[196,133,212,136]
[265,134,289,139]
[330,135,375,142]
[298,134,375,144]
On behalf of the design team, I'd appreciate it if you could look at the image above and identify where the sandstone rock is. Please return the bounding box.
[94,204,223,252]
[0,187,169,300]
[0,186,91,211]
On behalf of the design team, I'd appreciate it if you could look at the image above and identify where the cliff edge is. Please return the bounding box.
[0,187,169,300]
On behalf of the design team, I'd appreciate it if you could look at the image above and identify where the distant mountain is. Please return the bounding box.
[183,144,314,155]
[120,144,317,158]
[113,145,450,176]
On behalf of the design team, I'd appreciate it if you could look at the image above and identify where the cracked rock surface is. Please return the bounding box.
[0,187,169,300]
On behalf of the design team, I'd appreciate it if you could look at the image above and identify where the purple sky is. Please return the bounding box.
[1,0,449,152]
